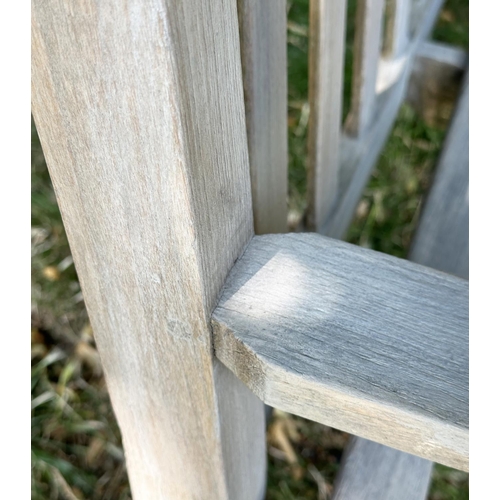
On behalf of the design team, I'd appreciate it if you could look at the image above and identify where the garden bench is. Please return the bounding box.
[32,0,468,498]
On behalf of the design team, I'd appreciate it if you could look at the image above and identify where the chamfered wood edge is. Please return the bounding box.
[211,233,468,471]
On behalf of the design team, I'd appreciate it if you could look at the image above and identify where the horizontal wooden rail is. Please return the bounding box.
[212,233,468,471]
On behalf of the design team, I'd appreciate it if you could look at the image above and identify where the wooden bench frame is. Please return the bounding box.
[32,0,468,498]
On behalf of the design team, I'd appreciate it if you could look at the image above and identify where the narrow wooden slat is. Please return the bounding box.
[321,0,445,238]
[384,0,411,58]
[410,71,469,279]
[344,0,385,136]
[410,0,434,37]
[32,1,266,498]
[376,0,412,92]
[306,0,347,230]
[377,0,445,95]
[237,0,288,234]
[323,72,408,237]
[212,233,468,471]
[332,438,433,499]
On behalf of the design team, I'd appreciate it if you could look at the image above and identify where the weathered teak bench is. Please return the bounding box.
[32,0,468,498]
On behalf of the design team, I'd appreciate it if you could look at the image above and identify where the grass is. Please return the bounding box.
[31,0,468,498]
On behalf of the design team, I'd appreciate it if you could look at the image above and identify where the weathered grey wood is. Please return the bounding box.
[332,438,433,500]
[321,0,444,238]
[413,39,468,70]
[407,41,467,127]
[377,0,445,95]
[384,0,411,58]
[212,233,468,471]
[331,78,470,490]
[378,0,411,93]
[306,0,347,230]
[331,69,469,497]
[409,0,434,38]
[344,0,385,136]
[31,1,266,498]
[237,0,288,234]
[410,71,469,279]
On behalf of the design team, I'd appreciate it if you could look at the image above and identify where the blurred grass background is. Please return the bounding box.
[31,0,468,498]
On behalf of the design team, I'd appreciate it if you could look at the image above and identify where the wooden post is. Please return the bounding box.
[31,1,267,498]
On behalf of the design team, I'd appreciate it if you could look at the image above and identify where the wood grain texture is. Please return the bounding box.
[32,1,266,498]
[332,437,433,499]
[321,0,444,239]
[410,71,469,279]
[306,0,347,230]
[212,233,468,471]
[344,0,385,136]
[332,47,469,500]
[237,0,288,235]
[330,66,469,497]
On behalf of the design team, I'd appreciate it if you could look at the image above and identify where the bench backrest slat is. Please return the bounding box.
[238,0,288,234]
[307,0,348,230]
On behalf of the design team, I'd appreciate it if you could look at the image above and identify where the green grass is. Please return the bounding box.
[433,0,469,49]
[31,343,130,500]
[32,0,468,498]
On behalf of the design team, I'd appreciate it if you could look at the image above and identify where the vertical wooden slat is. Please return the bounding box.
[237,0,288,234]
[345,0,385,136]
[307,0,348,231]
[322,0,445,239]
[409,71,469,279]
[31,1,266,499]
[377,0,412,94]
[384,0,411,58]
